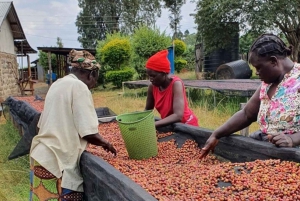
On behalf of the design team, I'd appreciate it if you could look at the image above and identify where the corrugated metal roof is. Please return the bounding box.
[0,1,36,54]
[37,47,96,56]
[0,1,11,27]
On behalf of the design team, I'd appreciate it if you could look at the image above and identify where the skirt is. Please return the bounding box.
[30,159,84,201]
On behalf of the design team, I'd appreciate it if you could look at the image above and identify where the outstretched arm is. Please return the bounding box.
[213,88,260,138]
[199,86,261,159]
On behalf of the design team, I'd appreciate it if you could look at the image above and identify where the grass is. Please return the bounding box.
[0,71,259,199]
[177,70,197,80]
[0,117,30,201]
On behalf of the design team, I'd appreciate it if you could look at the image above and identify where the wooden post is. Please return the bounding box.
[213,90,216,107]
[27,55,31,78]
[56,54,60,78]
[65,55,69,75]
[240,103,249,136]
[48,52,52,85]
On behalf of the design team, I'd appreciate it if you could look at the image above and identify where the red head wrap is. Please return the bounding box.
[146,50,170,73]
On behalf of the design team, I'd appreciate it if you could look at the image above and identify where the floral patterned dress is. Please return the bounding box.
[258,63,300,136]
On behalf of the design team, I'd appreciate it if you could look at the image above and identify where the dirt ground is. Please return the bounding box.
[32,82,49,98]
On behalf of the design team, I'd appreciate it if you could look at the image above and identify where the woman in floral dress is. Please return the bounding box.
[199,33,300,159]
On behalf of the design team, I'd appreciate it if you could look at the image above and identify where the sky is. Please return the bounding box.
[10,0,197,63]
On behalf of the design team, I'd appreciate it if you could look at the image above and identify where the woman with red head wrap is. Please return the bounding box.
[145,50,199,128]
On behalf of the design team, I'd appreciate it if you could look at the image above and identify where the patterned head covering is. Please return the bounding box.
[68,49,101,70]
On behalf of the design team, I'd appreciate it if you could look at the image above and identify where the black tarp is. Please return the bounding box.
[3,97,41,160]
[80,152,157,201]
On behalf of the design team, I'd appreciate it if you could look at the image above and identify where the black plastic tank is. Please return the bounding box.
[215,59,252,79]
[202,23,239,74]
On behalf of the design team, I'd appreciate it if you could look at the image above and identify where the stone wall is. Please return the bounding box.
[0,52,20,100]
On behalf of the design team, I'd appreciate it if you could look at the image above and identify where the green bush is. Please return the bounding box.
[97,64,113,87]
[130,54,147,80]
[106,68,135,88]
[100,38,131,70]
[174,39,187,57]
[38,51,57,71]
[131,25,171,79]
[96,32,129,61]
[182,45,196,71]
[132,26,171,58]
[175,58,187,73]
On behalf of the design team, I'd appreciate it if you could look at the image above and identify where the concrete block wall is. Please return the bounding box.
[0,52,20,100]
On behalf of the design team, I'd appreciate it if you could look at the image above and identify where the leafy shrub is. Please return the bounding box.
[106,68,135,88]
[131,25,171,79]
[174,39,187,57]
[182,45,195,71]
[96,32,129,60]
[132,26,171,58]
[97,64,113,87]
[175,58,187,73]
[100,38,131,70]
[38,51,57,71]
[130,54,147,80]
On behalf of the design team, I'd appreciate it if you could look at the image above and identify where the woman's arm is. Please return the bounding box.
[212,86,261,139]
[155,81,184,128]
[145,84,155,110]
[199,86,261,158]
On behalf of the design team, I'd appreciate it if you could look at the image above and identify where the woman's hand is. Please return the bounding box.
[268,133,293,147]
[199,135,219,159]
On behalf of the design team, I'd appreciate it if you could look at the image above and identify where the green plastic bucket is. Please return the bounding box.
[116,110,158,160]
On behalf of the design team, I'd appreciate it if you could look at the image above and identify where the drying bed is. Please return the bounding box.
[4,96,300,201]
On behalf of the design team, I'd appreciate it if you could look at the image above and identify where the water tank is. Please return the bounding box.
[203,22,239,74]
[215,60,252,79]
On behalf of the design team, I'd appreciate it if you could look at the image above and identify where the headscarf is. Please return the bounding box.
[68,49,101,70]
[146,50,170,73]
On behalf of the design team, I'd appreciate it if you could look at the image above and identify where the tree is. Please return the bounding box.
[182,32,197,71]
[183,32,197,46]
[239,32,257,55]
[76,0,161,48]
[38,51,57,71]
[184,29,189,37]
[56,37,63,48]
[194,0,243,54]
[76,0,118,48]
[244,0,300,61]
[120,0,162,33]
[194,0,300,61]
[174,30,184,39]
[163,0,186,39]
